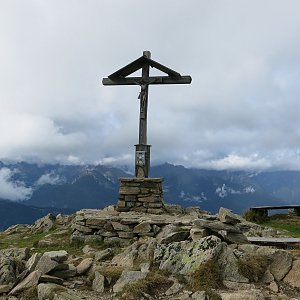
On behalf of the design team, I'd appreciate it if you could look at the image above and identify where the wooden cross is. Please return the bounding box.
[102,51,192,178]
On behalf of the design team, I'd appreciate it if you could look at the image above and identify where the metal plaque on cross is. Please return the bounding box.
[102,51,192,178]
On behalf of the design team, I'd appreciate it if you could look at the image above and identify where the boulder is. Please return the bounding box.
[156,224,185,243]
[140,262,151,273]
[103,237,132,247]
[38,283,81,300]
[49,264,77,279]
[220,289,265,300]
[194,219,241,233]
[94,248,114,262]
[154,236,223,275]
[111,237,156,269]
[283,259,300,288]
[185,206,206,217]
[0,254,17,285]
[218,246,248,283]
[218,231,248,244]
[84,235,103,244]
[190,227,211,241]
[26,253,42,273]
[0,248,30,261]
[223,281,255,290]
[34,255,58,275]
[191,290,209,299]
[82,245,95,255]
[0,284,12,293]
[218,207,242,225]
[31,213,55,233]
[43,250,68,263]
[164,204,184,215]
[4,224,30,235]
[133,222,152,234]
[76,258,93,275]
[136,237,157,262]
[268,281,279,293]
[160,231,190,244]
[113,270,147,293]
[165,282,183,296]
[111,242,138,268]
[111,222,131,232]
[269,250,293,281]
[92,271,105,292]
[9,270,42,295]
[261,269,274,284]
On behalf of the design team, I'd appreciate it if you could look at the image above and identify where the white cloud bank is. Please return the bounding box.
[1,1,300,170]
[0,168,32,201]
[36,172,62,186]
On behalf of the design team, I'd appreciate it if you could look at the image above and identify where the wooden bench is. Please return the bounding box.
[250,205,300,217]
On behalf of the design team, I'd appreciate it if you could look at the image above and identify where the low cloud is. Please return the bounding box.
[0,168,32,201]
[36,172,63,186]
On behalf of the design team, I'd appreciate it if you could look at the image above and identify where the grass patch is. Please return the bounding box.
[119,270,172,300]
[260,214,300,238]
[190,259,222,292]
[20,286,38,300]
[206,291,222,300]
[98,266,124,287]
[0,228,83,255]
[242,209,268,223]
[0,231,51,249]
[238,254,272,282]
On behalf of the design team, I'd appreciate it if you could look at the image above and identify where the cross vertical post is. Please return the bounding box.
[135,51,151,178]
[102,51,192,179]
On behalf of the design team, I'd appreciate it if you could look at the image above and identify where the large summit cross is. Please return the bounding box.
[102,51,192,178]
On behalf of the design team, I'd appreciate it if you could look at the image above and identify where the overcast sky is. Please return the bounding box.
[1,1,300,171]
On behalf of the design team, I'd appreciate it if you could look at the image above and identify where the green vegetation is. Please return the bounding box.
[20,286,38,300]
[243,209,268,223]
[0,230,55,251]
[243,210,300,238]
[119,270,172,300]
[238,254,272,282]
[0,227,105,256]
[260,214,300,237]
[189,259,222,299]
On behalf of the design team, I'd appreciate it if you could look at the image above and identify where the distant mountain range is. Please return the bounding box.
[0,161,300,229]
[0,199,74,231]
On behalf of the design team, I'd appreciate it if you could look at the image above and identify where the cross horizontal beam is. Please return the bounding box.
[102,75,192,86]
[108,55,182,80]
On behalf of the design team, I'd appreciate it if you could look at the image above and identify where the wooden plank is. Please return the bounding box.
[148,58,181,79]
[108,56,145,80]
[250,205,300,210]
[248,237,300,243]
[107,55,183,80]
[102,76,192,86]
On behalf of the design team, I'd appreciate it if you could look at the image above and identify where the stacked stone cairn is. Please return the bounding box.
[71,206,197,247]
[116,177,164,214]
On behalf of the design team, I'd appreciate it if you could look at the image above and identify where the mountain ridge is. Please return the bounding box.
[0,161,299,229]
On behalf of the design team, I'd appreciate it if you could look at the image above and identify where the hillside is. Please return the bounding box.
[0,199,74,231]
[0,205,300,299]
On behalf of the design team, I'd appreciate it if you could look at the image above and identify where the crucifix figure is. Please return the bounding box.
[102,51,192,178]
